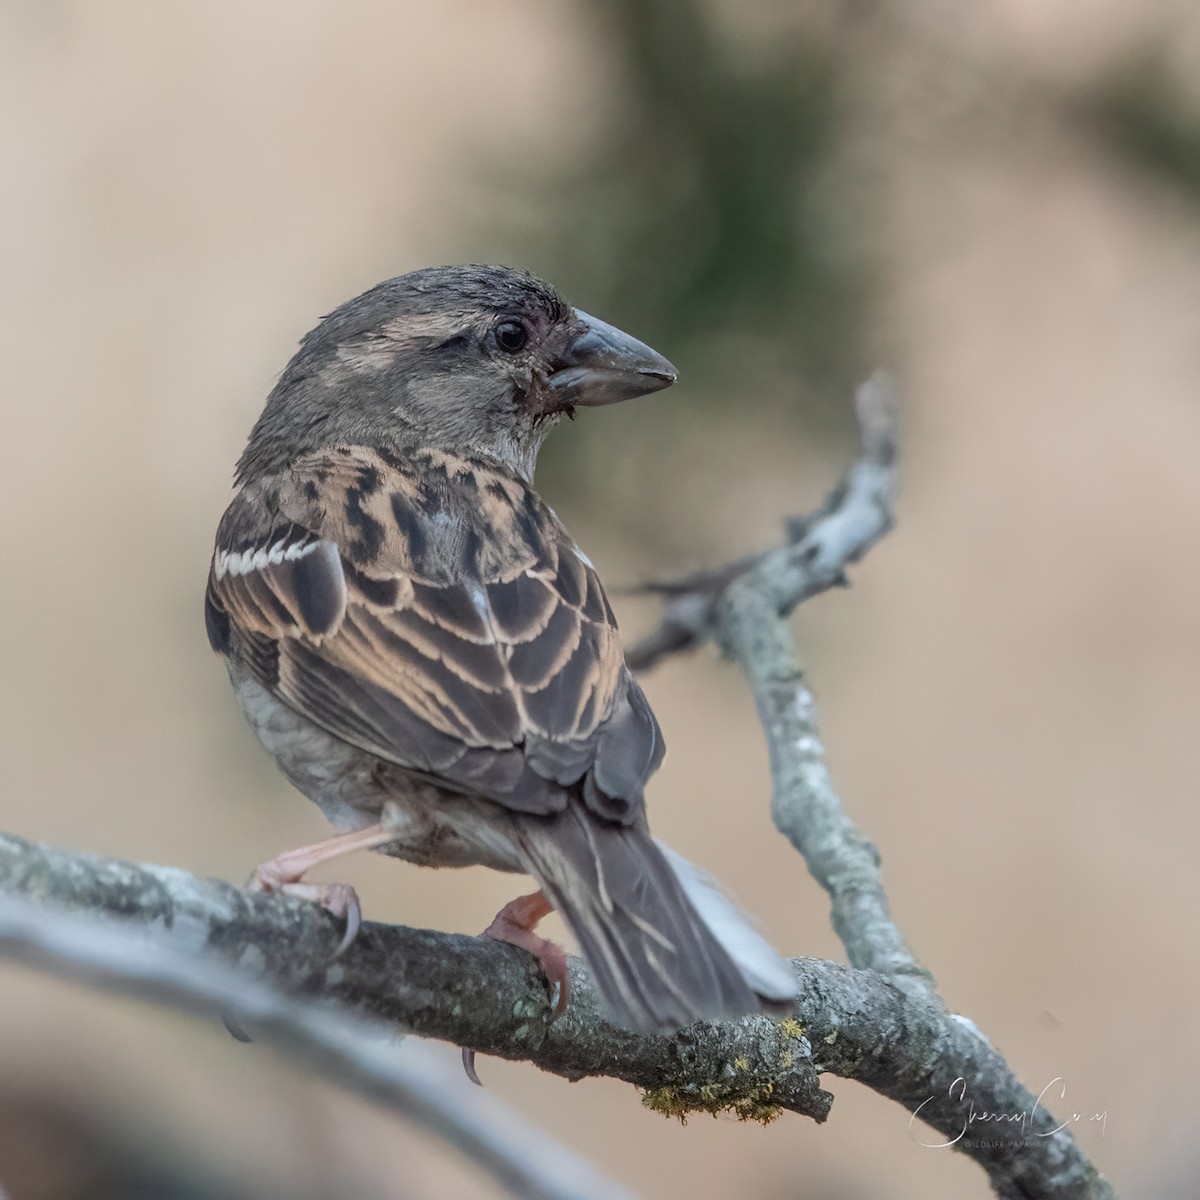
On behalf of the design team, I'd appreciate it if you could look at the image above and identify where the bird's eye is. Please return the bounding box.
[493,319,528,354]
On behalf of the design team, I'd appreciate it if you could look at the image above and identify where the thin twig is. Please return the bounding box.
[626,374,896,672]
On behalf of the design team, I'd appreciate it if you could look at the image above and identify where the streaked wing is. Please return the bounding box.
[207,446,663,820]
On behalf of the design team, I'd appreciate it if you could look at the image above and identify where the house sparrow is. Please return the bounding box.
[206,265,797,1041]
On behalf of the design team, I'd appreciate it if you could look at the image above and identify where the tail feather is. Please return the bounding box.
[515,807,796,1034]
[655,841,797,1010]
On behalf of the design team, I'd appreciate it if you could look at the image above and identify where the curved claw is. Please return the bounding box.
[222,1011,253,1043]
[461,1047,483,1086]
[550,967,571,1021]
[326,884,362,958]
[247,877,365,958]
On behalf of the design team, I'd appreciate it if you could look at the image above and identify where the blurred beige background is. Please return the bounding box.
[2,2,1199,1197]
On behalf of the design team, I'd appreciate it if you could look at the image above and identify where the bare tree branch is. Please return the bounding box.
[0,375,1115,1198]
[0,891,632,1200]
[629,375,931,992]
[0,830,829,1121]
[0,831,1113,1197]
[624,374,1113,1197]
[713,376,931,995]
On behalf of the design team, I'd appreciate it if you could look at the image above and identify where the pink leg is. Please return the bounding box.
[463,890,570,1085]
[247,823,393,957]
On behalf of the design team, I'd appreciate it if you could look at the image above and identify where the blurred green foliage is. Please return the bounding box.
[1090,50,1200,200]
[491,0,868,430]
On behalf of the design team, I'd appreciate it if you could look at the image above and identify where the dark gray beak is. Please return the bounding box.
[547,310,678,408]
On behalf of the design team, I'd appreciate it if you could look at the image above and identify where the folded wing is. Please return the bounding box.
[206,446,663,820]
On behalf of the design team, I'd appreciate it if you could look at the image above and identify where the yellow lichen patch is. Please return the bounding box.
[733,1056,750,1071]
[779,1018,805,1040]
[640,1082,784,1126]
[641,1087,696,1122]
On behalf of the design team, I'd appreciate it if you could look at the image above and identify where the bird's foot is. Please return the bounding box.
[462,891,569,1085]
[242,824,394,957]
[247,862,363,958]
[480,892,571,1019]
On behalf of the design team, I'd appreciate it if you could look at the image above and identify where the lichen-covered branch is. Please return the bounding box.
[0,830,828,1120]
[0,832,1112,1197]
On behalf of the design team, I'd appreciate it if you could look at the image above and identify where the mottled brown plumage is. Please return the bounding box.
[209,443,646,818]
[208,265,796,1034]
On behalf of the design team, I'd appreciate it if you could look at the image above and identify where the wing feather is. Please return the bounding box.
[207,446,661,820]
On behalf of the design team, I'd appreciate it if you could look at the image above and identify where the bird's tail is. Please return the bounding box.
[515,807,796,1034]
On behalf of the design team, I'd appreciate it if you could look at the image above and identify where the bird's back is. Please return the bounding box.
[208,444,663,822]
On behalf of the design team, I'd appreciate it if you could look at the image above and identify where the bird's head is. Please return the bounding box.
[235,265,677,484]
